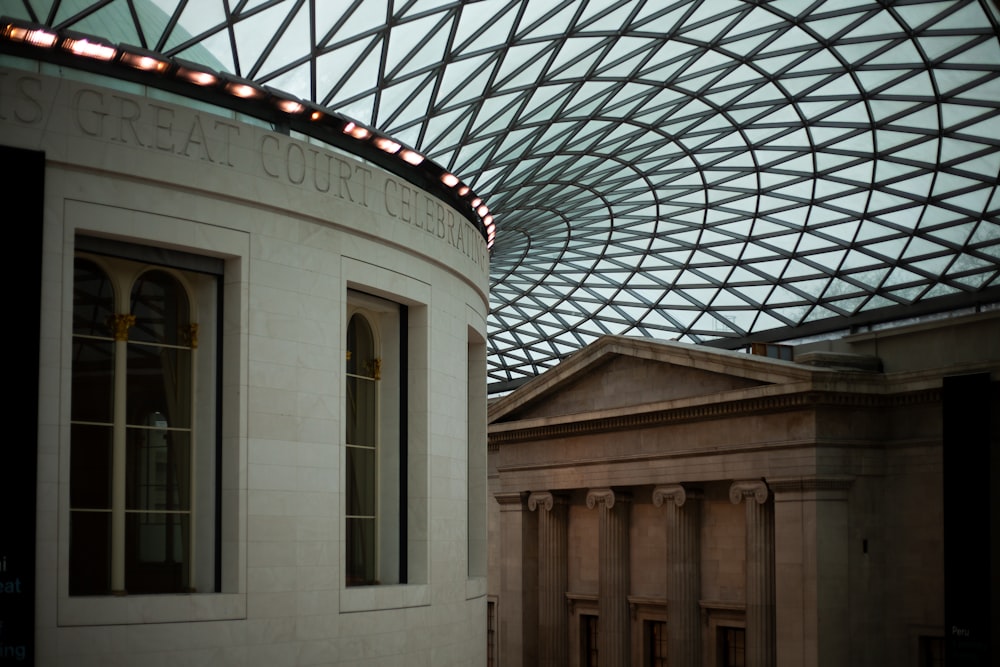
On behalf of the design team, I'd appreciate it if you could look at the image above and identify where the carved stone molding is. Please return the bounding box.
[494,491,529,510]
[729,480,770,505]
[487,389,941,446]
[767,475,855,495]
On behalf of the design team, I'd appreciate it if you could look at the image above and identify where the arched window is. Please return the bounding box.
[125,270,193,593]
[70,252,214,596]
[346,313,378,585]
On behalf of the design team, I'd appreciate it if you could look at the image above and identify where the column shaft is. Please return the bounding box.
[530,492,568,667]
[731,481,776,667]
[496,492,538,667]
[654,485,702,667]
[588,488,630,667]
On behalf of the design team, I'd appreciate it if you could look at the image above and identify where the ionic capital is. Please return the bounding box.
[528,491,567,512]
[652,484,702,508]
[729,479,770,505]
[586,487,629,509]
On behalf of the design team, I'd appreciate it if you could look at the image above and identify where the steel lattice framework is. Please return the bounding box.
[7,0,1000,390]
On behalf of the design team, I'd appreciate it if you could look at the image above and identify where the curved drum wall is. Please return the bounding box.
[1,64,488,666]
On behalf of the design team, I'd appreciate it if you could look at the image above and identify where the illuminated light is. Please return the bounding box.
[4,25,58,48]
[343,122,371,140]
[120,52,168,72]
[399,149,424,166]
[440,173,460,187]
[177,67,218,86]
[64,38,116,61]
[487,223,496,234]
[374,137,401,154]
[275,99,305,114]
[457,186,470,196]
[310,110,323,121]
[226,82,262,99]
[483,215,493,226]
[471,198,482,208]
[477,204,489,217]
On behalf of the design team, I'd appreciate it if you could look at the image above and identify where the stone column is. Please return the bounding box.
[730,480,775,667]
[496,491,538,667]
[587,488,631,667]
[529,491,569,667]
[653,484,702,667]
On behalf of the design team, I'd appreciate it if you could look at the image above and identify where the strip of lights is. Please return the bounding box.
[0,16,495,250]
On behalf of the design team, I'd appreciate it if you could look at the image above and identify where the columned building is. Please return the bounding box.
[488,312,999,667]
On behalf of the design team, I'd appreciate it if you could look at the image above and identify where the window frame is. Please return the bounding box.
[69,253,210,597]
[55,204,248,627]
[339,259,430,612]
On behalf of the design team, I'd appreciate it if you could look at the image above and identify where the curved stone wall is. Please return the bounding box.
[2,63,488,666]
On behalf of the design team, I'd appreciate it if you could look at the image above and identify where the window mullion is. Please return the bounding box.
[187,340,197,592]
[110,313,133,594]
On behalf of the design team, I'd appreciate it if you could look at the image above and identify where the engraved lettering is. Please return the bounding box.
[112,95,145,146]
[14,75,44,124]
[73,88,106,137]
[385,178,399,217]
[180,114,212,161]
[149,104,175,152]
[286,142,305,184]
[311,148,332,192]
[400,182,413,223]
[355,165,372,207]
[260,134,280,178]
[214,120,240,167]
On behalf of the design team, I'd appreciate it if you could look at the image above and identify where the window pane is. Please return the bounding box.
[647,620,667,666]
[720,627,746,667]
[72,339,114,424]
[347,314,375,377]
[346,517,376,586]
[126,344,192,429]
[125,511,189,593]
[130,270,190,345]
[583,615,599,667]
[69,510,111,595]
[346,445,376,517]
[70,423,112,509]
[73,258,114,337]
[346,375,377,446]
[126,427,190,511]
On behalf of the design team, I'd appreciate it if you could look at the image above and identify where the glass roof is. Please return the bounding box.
[7,0,1000,389]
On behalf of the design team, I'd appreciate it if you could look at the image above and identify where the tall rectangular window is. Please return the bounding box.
[718,627,746,667]
[467,329,487,578]
[487,599,497,667]
[582,615,599,667]
[645,620,667,666]
[70,243,221,595]
[345,291,404,586]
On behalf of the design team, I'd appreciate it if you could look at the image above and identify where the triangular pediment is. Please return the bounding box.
[489,335,816,424]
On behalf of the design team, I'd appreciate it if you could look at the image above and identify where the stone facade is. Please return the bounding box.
[487,313,1000,667]
[5,61,489,666]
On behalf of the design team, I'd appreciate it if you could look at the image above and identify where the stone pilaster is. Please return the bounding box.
[769,476,854,667]
[496,491,538,667]
[587,488,631,667]
[730,480,775,667]
[529,491,569,667]
[653,484,702,667]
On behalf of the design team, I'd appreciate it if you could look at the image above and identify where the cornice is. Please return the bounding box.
[489,387,940,446]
